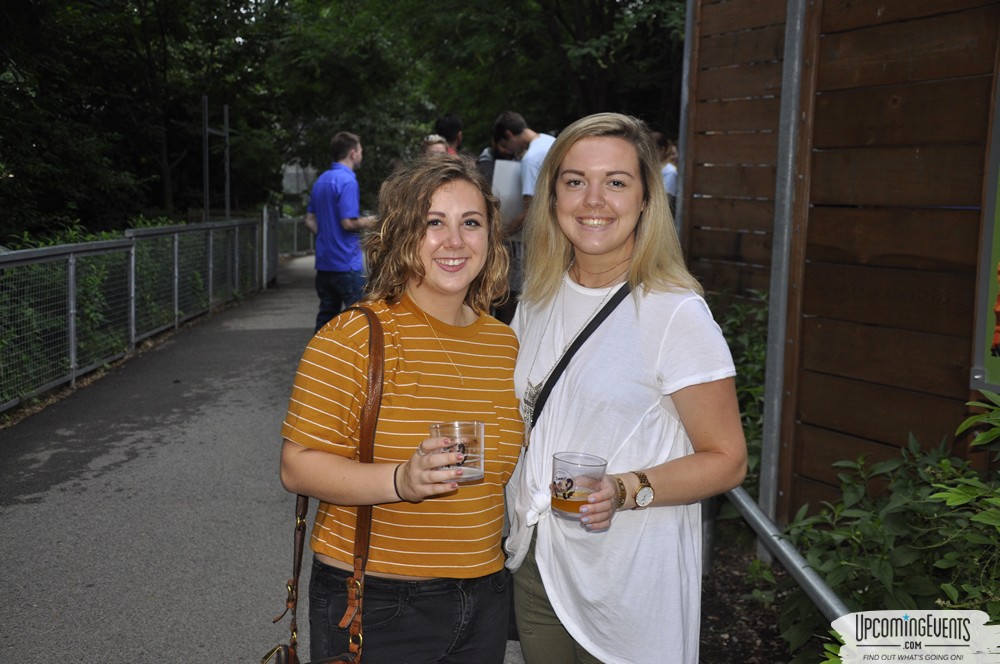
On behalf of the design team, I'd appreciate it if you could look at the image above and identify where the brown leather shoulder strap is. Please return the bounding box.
[338,305,384,659]
[278,305,385,659]
[350,305,384,465]
[344,305,384,563]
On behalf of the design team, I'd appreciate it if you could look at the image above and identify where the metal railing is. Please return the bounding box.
[0,213,308,415]
[725,486,851,622]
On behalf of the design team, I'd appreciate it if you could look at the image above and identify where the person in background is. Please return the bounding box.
[477,135,518,324]
[476,137,515,185]
[652,131,679,214]
[434,113,464,155]
[305,131,377,332]
[492,110,556,237]
[281,155,523,664]
[491,111,556,324]
[505,113,747,664]
[422,133,449,155]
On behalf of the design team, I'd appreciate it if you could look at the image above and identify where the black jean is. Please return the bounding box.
[308,558,510,664]
[314,269,365,332]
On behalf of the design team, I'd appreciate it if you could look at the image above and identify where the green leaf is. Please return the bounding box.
[905,576,940,597]
[842,483,864,508]
[886,588,917,610]
[934,556,962,570]
[929,483,983,506]
[941,583,959,603]
[869,457,904,476]
[827,564,852,588]
[781,620,817,652]
[970,427,1000,448]
[870,557,894,592]
[965,532,995,545]
[889,546,922,567]
[975,390,1000,408]
[970,509,1000,529]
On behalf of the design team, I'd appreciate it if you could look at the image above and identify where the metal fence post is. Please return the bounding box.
[207,228,214,308]
[260,207,268,291]
[234,223,240,294]
[68,253,78,386]
[128,243,136,351]
[173,232,180,329]
[757,0,809,562]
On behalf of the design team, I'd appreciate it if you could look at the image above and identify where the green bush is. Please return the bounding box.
[711,289,768,498]
[779,433,1000,661]
[957,390,1000,463]
[708,291,1000,663]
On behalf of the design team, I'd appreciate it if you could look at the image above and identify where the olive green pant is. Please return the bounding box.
[512,533,606,664]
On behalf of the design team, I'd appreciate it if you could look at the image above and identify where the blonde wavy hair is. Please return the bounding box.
[363,155,509,312]
[521,112,701,305]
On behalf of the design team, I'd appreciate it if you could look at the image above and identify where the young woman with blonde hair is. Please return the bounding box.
[506,113,747,664]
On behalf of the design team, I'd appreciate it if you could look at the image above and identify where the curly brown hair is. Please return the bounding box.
[363,155,509,312]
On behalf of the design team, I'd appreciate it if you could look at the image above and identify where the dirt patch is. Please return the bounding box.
[699,521,797,664]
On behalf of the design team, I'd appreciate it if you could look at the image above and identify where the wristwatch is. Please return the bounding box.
[630,470,654,510]
[612,475,627,511]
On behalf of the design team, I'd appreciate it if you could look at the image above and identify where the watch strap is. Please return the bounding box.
[630,470,653,509]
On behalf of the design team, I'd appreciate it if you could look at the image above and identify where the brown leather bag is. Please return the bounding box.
[263,306,384,664]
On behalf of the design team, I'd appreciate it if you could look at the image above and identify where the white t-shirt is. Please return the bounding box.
[520,133,556,197]
[507,274,735,664]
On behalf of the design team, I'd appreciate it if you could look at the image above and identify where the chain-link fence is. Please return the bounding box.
[0,215,298,415]
[274,214,313,256]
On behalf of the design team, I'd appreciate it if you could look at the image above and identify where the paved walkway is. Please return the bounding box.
[0,254,523,663]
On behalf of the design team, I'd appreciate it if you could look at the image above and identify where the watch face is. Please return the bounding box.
[636,486,654,507]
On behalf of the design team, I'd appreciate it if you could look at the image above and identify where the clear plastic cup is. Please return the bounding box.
[428,421,485,482]
[551,452,607,518]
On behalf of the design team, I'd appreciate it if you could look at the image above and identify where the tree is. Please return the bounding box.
[535,0,686,128]
[0,0,687,241]
[0,1,143,238]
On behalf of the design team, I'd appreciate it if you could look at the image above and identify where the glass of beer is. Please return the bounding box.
[551,452,607,519]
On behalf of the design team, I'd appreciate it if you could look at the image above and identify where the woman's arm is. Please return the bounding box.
[280,436,469,505]
[580,377,747,529]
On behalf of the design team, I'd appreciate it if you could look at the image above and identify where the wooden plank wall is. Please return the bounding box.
[684,0,998,523]
[781,0,997,519]
[682,0,787,295]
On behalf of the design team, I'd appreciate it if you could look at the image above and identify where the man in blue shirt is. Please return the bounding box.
[305,131,376,331]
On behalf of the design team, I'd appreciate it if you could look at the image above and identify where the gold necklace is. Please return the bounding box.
[573,254,632,277]
[572,260,630,289]
[420,308,467,386]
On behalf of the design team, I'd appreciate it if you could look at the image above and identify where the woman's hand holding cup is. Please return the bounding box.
[395,436,465,502]
[578,475,619,531]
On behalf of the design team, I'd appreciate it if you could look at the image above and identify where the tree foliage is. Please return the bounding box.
[0,0,686,242]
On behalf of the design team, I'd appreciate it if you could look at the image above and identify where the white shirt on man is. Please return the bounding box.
[520,133,556,197]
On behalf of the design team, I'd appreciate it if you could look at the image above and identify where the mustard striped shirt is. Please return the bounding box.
[282,294,523,578]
